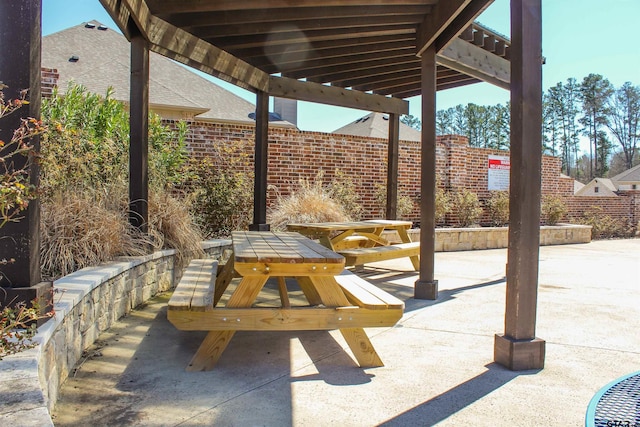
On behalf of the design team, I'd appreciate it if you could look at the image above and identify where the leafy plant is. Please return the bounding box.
[579,206,634,239]
[327,169,363,220]
[451,189,482,227]
[485,191,510,226]
[1,296,53,360]
[541,194,568,225]
[0,83,52,358]
[184,140,253,238]
[374,183,414,219]
[0,84,43,228]
[435,185,451,225]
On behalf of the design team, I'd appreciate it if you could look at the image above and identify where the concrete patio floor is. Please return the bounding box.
[51,239,640,426]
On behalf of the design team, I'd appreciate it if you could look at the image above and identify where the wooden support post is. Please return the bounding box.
[250,91,270,231]
[129,28,149,235]
[0,1,48,298]
[415,44,438,300]
[386,113,400,220]
[494,0,545,371]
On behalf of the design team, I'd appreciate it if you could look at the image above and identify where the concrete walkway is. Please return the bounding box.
[51,239,640,426]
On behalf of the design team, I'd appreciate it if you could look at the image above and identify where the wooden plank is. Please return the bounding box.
[214,254,235,307]
[167,306,402,331]
[437,38,510,90]
[189,260,218,310]
[336,271,404,309]
[417,0,471,55]
[338,242,420,266]
[339,327,384,368]
[268,75,409,115]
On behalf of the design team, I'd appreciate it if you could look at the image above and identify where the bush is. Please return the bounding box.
[39,84,201,277]
[328,170,363,220]
[41,84,189,194]
[579,206,634,239]
[435,186,451,225]
[374,183,413,219]
[268,172,351,231]
[485,191,509,226]
[183,140,253,238]
[451,189,482,227]
[541,194,567,225]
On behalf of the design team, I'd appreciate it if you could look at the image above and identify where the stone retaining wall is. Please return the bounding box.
[0,240,231,426]
[383,224,592,250]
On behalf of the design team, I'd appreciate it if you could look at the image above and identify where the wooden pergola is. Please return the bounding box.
[0,0,544,370]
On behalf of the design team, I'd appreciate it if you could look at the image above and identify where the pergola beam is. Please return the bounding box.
[417,0,471,55]
[437,37,510,89]
[268,76,409,115]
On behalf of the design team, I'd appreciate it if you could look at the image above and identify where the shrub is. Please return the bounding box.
[183,140,253,238]
[485,191,510,226]
[374,183,413,219]
[39,191,151,279]
[41,84,189,194]
[541,194,567,225]
[38,84,201,277]
[451,189,482,227]
[1,297,52,360]
[435,186,451,225]
[328,170,363,220]
[268,173,351,231]
[579,206,634,239]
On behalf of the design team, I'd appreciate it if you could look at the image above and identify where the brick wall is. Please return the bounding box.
[41,67,59,98]
[40,68,638,231]
[173,120,573,222]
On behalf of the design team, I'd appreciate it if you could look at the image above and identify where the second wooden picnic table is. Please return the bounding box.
[287,220,420,270]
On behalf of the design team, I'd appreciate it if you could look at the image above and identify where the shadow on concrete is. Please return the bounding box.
[356,266,506,313]
[377,363,540,426]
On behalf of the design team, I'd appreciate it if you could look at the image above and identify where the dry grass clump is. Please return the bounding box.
[149,190,204,262]
[268,177,351,231]
[40,192,152,280]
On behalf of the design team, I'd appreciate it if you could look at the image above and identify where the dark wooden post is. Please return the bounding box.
[129,28,149,234]
[386,113,400,220]
[250,90,270,231]
[415,44,438,300]
[494,0,546,371]
[0,1,51,311]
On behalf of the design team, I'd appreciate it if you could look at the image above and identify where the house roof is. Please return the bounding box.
[575,177,618,196]
[610,163,640,183]
[333,112,421,142]
[42,21,292,126]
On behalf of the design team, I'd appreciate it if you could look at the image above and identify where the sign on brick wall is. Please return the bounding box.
[488,155,510,191]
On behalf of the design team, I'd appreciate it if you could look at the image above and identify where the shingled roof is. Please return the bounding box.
[333,112,421,142]
[42,21,292,126]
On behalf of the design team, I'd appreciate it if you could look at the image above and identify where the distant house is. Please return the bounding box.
[42,21,293,127]
[332,112,421,142]
[576,164,640,196]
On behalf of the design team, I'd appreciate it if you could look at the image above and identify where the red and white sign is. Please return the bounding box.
[488,155,510,191]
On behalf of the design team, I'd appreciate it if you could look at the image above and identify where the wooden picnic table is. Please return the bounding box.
[287,220,420,270]
[168,231,404,371]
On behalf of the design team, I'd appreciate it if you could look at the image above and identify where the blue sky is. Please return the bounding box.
[42,0,640,134]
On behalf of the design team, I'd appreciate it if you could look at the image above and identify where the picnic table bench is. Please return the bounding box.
[167,231,404,371]
[287,220,420,270]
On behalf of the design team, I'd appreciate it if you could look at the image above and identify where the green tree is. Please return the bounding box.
[606,82,640,170]
[400,114,421,131]
[579,73,614,178]
[546,79,581,179]
[488,103,510,150]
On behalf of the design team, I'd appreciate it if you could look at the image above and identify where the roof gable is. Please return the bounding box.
[332,112,421,142]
